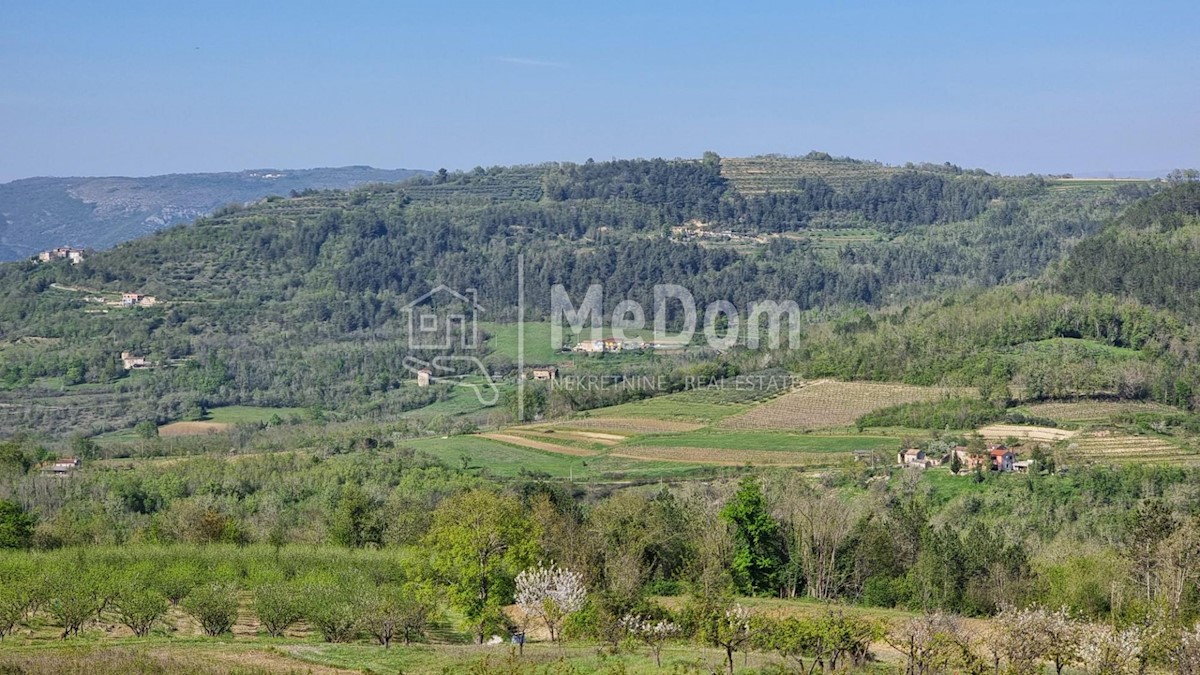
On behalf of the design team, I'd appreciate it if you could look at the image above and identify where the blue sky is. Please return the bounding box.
[2,0,1197,181]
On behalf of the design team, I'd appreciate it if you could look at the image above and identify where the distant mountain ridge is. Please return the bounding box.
[0,166,430,261]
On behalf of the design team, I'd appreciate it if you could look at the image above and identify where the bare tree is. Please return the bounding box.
[773,481,859,600]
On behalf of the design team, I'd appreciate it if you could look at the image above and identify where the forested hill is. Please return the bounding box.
[1058,181,1200,319]
[0,153,1161,432]
[0,166,430,261]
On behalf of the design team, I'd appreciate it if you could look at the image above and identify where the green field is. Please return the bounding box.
[404,434,711,480]
[204,405,306,424]
[627,429,898,453]
[591,397,750,423]
[481,321,657,365]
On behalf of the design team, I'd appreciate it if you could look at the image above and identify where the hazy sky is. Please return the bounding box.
[2,0,1197,182]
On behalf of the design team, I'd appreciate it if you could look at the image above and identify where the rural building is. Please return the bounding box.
[573,337,636,354]
[1013,460,1034,474]
[43,457,81,475]
[898,447,936,469]
[953,444,1016,473]
[121,293,159,307]
[416,368,433,387]
[530,366,558,381]
[990,446,1016,472]
[121,351,150,370]
[37,246,85,264]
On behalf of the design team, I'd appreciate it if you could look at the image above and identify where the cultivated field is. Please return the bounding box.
[478,432,600,457]
[1066,430,1197,465]
[977,424,1078,443]
[158,421,232,437]
[1023,400,1177,423]
[721,156,909,194]
[536,417,706,434]
[720,380,974,430]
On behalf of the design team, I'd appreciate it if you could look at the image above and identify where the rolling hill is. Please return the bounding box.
[0,166,429,261]
[0,153,1177,438]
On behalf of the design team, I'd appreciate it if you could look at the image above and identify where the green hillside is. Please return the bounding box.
[0,166,430,261]
[0,154,1168,437]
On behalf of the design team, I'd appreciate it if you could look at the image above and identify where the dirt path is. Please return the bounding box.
[478,433,599,457]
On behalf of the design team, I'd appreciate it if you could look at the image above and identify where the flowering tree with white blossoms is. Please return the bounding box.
[620,614,681,667]
[1174,623,1200,675]
[1078,624,1144,675]
[514,564,586,644]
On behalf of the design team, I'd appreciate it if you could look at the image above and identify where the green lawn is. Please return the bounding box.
[403,435,591,478]
[403,435,713,480]
[625,429,899,453]
[205,405,305,424]
[591,397,750,423]
[402,381,513,419]
[481,321,657,365]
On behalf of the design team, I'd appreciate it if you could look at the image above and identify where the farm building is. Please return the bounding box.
[121,293,158,307]
[573,337,640,353]
[121,351,150,370]
[898,447,937,469]
[43,457,81,475]
[953,444,1016,473]
[530,366,558,381]
[416,368,433,387]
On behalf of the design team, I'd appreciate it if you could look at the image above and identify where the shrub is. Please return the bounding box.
[253,583,301,638]
[303,576,364,643]
[155,561,200,606]
[113,586,168,637]
[0,583,31,640]
[47,575,101,638]
[183,582,239,636]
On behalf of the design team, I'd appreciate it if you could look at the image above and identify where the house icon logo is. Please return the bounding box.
[401,284,484,351]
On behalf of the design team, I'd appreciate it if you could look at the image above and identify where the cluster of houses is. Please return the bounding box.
[669,221,767,244]
[898,444,1034,474]
[36,247,85,264]
[416,365,560,388]
[572,337,644,354]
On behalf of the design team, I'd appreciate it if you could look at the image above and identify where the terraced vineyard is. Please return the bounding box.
[720,380,975,430]
[1023,400,1178,423]
[977,424,1077,443]
[1066,431,1198,465]
[721,156,909,194]
[535,417,705,434]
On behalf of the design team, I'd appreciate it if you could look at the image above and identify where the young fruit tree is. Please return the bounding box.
[620,614,681,667]
[514,564,587,644]
[697,603,756,675]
